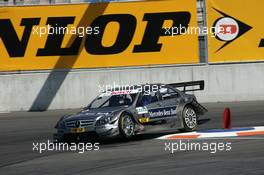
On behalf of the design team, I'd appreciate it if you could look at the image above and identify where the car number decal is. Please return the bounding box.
[139,117,150,123]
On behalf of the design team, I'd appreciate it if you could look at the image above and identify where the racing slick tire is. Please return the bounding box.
[119,113,135,139]
[182,105,198,132]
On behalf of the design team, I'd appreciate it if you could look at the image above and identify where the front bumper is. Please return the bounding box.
[54,121,120,141]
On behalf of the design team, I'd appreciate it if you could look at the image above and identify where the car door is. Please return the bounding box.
[155,86,181,119]
[136,87,180,123]
[135,92,163,123]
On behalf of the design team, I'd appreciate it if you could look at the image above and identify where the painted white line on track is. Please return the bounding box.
[0,112,10,114]
[157,126,264,140]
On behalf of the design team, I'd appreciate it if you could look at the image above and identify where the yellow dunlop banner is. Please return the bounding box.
[0,0,199,71]
[206,0,264,62]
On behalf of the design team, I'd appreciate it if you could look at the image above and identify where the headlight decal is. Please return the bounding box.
[96,115,116,126]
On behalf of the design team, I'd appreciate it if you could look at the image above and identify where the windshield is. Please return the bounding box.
[88,93,137,109]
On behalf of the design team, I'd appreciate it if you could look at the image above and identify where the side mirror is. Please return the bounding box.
[162,94,171,99]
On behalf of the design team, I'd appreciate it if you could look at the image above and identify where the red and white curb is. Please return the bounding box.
[157,126,264,140]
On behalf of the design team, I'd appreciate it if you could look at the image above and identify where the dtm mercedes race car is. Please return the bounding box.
[54,81,207,142]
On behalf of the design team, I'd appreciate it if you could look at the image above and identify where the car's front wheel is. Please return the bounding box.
[182,106,197,131]
[119,113,135,139]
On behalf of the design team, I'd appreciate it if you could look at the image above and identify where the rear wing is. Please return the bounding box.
[168,80,205,93]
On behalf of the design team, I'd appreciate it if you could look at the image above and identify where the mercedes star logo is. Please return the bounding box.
[75,120,80,127]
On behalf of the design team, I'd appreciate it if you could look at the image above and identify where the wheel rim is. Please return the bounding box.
[184,108,197,129]
[122,115,134,136]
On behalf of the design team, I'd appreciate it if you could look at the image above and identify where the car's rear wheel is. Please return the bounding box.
[119,113,135,139]
[182,106,197,131]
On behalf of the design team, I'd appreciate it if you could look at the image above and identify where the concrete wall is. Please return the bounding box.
[0,62,264,112]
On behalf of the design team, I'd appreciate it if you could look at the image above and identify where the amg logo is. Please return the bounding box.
[0,12,191,57]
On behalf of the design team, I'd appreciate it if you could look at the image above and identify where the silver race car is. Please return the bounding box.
[54,81,207,142]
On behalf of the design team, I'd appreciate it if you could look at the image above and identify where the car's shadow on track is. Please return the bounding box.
[96,131,179,146]
[198,118,211,125]
[82,119,210,145]
[63,118,211,146]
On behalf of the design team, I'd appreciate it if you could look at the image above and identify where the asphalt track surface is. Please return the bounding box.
[0,101,263,175]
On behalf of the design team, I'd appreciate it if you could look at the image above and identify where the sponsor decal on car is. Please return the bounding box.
[99,89,139,97]
[139,117,150,123]
[136,106,148,114]
[71,127,86,133]
[149,107,177,118]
